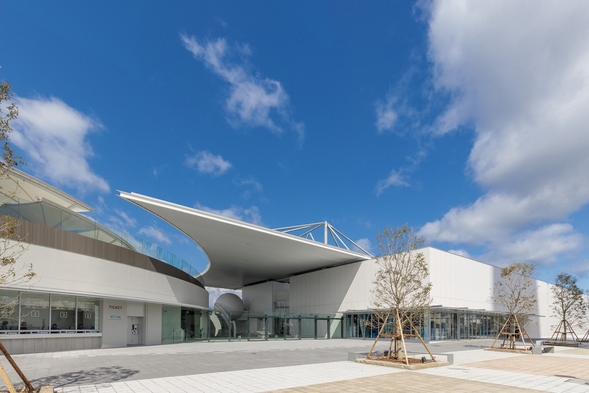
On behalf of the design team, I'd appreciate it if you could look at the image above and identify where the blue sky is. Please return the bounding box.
[2,1,589,292]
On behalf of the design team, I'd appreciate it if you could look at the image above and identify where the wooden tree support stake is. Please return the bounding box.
[0,341,34,392]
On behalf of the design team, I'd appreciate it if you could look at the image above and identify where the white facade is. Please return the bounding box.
[256,247,562,340]
[0,169,209,354]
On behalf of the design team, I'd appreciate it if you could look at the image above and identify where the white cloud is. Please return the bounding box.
[181,34,304,142]
[11,96,109,194]
[186,151,232,176]
[375,95,398,133]
[235,176,263,192]
[448,249,471,258]
[196,203,263,226]
[354,238,374,255]
[376,169,409,195]
[419,1,589,264]
[490,224,582,265]
[138,225,172,246]
[114,210,137,229]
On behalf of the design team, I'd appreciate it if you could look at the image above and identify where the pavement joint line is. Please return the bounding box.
[4,339,589,392]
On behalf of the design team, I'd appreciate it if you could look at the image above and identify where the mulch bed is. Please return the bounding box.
[357,357,449,370]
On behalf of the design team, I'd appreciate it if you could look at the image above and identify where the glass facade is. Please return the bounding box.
[344,308,507,341]
[0,290,100,333]
[200,311,342,341]
[162,306,209,344]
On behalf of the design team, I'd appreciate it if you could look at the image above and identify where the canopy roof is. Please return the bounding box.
[1,168,92,213]
[119,191,371,289]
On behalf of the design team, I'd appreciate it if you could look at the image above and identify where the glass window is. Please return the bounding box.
[77,297,100,330]
[0,290,19,331]
[162,305,182,344]
[20,292,49,331]
[50,294,76,330]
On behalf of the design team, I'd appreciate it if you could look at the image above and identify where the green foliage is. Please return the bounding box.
[551,272,586,328]
[493,262,537,316]
[371,223,432,312]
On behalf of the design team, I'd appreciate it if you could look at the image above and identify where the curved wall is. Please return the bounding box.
[9,220,207,306]
[12,243,208,307]
[2,220,208,352]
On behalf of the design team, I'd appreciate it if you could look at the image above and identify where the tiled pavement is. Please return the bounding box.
[1,339,589,392]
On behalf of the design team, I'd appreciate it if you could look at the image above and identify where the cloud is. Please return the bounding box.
[234,176,264,200]
[186,150,232,176]
[375,95,398,133]
[235,176,263,192]
[138,225,172,246]
[353,238,374,255]
[181,34,304,142]
[376,169,409,195]
[419,1,589,264]
[11,96,109,194]
[448,249,471,258]
[196,203,263,226]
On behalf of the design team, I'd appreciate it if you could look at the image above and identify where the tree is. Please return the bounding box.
[546,273,586,344]
[367,223,434,364]
[490,262,537,350]
[0,81,23,171]
[0,80,34,320]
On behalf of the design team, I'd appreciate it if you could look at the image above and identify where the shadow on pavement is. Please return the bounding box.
[29,366,139,388]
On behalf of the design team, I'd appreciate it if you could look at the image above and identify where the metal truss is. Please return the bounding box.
[274,221,373,258]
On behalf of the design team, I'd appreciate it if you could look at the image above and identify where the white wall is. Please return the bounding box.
[290,259,374,314]
[12,243,209,308]
[426,248,498,311]
[289,247,564,339]
[101,299,127,348]
[144,303,162,345]
[7,242,208,349]
[242,282,274,313]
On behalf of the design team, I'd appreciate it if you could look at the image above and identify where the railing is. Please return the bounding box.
[1,200,205,284]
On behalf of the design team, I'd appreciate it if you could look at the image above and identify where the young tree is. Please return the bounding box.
[367,223,434,364]
[490,262,537,350]
[547,273,586,344]
[0,80,34,319]
[0,81,23,171]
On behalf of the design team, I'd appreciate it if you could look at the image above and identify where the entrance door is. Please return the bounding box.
[127,317,142,345]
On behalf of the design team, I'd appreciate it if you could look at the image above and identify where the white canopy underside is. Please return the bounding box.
[119,191,370,289]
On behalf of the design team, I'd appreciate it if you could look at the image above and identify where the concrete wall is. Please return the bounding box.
[0,334,101,354]
[5,243,207,350]
[242,282,275,313]
[290,259,373,314]
[101,299,127,348]
[144,303,163,345]
[13,243,208,308]
[289,247,563,339]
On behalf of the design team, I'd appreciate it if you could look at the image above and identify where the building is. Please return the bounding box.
[0,169,208,354]
[120,191,563,343]
[0,169,566,354]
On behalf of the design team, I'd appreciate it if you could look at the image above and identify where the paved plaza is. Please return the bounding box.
[1,338,589,392]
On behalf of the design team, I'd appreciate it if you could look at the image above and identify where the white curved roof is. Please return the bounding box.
[2,168,92,213]
[119,191,371,289]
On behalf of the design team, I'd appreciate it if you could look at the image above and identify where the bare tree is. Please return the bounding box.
[0,80,35,319]
[546,273,586,345]
[367,223,434,364]
[490,262,537,350]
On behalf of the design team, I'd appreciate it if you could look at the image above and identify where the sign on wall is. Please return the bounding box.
[108,304,123,320]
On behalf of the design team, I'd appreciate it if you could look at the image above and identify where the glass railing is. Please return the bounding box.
[0,200,205,284]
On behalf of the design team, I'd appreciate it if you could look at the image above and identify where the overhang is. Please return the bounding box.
[2,168,92,213]
[119,191,371,289]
